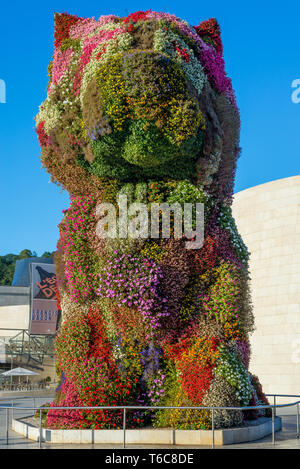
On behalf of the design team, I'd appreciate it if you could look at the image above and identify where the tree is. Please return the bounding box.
[41,251,55,258]
[0,250,54,285]
[18,249,36,259]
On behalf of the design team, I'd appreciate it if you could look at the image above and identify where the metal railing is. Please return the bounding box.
[0,328,55,364]
[1,394,300,449]
[0,383,51,392]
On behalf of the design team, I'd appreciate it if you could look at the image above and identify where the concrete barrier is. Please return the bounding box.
[12,416,282,445]
[0,389,55,399]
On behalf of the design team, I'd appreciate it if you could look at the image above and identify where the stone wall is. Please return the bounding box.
[232,175,300,398]
[0,286,30,335]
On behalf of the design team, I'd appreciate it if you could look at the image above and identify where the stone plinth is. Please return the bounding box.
[12,416,281,446]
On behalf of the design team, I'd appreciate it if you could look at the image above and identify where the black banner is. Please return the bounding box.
[29,263,59,335]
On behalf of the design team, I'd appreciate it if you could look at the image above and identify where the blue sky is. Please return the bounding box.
[0,0,299,255]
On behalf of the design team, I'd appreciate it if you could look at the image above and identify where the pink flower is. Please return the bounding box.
[50,47,73,90]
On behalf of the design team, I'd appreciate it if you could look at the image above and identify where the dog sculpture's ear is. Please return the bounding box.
[195,18,223,55]
[54,12,82,47]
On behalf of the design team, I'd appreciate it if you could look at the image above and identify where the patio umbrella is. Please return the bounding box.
[2,367,39,384]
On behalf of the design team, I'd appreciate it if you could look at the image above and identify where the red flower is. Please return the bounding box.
[36,121,50,148]
[123,10,151,24]
[54,12,81,48]
[195,18,223,56]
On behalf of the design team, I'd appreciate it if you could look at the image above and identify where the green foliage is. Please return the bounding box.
[84,50,204,175]
[122,119,195,167]
[167,181,208,231]
[215,344,252,406]
[60,38,81,53]
[153,363,180,427]
[41,251,55,258]
[34,403,52,427]
[218,205,249,265]
[56,313,90,379]
[19,249,37,259]
[85,137,199,182]
[0,258,16,286]
[167,180,207,204]
[202,260,251,340]
[0,250,54,285]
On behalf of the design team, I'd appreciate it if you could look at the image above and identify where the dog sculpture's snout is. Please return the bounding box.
[80,49,204,169]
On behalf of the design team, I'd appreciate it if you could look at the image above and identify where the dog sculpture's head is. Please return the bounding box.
[36,12,240,201]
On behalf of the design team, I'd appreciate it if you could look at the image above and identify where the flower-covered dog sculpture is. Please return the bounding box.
[36,11,269,429]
